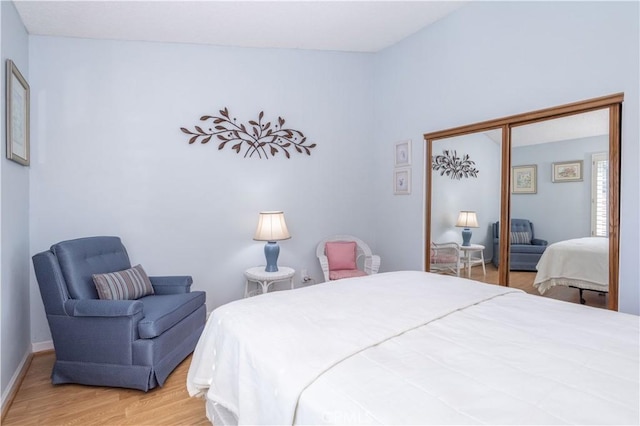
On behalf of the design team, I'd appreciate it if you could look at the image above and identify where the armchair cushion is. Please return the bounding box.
[137,292,206,339]
[329,269,367,281]
[93,264,154,300]
[510,231,531,245]
[325,241,357,271]
[54,237,132,300]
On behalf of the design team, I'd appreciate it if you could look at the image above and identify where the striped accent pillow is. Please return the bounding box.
[93,264,154,300]
[510,231,532,245]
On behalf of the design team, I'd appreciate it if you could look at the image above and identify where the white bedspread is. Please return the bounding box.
[534,237,609,294]
[188,270,639,425]
[187,271,519,424]
[296,292,639,425]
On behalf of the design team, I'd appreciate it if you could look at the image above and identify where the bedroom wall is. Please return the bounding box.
[372,1,640,314]
[430,132,501,260]
[28,37,376,343]
[511,135,609,244]
[0,0,31,408]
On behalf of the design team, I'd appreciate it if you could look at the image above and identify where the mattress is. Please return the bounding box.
[188,271,639,425]
[534,237,609,294]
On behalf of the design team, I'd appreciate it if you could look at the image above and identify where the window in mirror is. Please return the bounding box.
[591,152,608,237]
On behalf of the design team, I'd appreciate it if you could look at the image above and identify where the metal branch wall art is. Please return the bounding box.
[181,108,316,159]
[432,149,479,180]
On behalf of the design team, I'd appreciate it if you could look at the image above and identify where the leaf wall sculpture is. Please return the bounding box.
[432,149,479,180]
[181,108,316,159]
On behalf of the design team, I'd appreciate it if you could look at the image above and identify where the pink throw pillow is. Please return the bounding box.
[325,241,357,271]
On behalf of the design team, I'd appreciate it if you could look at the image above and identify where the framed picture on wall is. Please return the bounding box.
[511,164,537,194]
[394,167,411,195]
[394,140,411,167]
[552,160,583,182]
[5,59,30,166]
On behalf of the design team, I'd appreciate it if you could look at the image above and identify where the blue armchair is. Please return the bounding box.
[32,236,206,391]
[491,219,548,271]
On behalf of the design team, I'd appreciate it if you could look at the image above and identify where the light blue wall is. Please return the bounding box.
[512,135,609,244]
[372,1,639,314]
[0,0,30,407]
[28,37,377,342]
[431,132,501,260]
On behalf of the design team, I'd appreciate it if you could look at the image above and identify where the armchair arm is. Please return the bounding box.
[531,238,548,246]
[149,275,193,294]
[64,299,143,317]
[317,255,330,282]
[365,255,381,275]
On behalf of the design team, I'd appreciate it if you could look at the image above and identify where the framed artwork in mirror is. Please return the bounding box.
[511,165,537,194]
[394,167,411,195]
[6,60,30,166]
[394,140,411,167]
[552,160,583,182]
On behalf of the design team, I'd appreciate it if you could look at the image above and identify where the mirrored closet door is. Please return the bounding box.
[428,129,502,285]
[424,94,622,310]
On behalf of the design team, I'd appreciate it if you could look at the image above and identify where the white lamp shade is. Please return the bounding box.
[456,211,479,228]
[253,211,291,241]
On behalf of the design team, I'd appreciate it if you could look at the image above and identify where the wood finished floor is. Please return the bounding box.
[2,265,608,425]
[468,263,608,310]
[2,354,209,426]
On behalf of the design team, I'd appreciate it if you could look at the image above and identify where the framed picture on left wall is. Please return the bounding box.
[394,167,411,195]
[6,59,30,166]
[394,140,411,167]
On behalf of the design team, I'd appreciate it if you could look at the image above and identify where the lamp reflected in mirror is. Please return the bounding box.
[456,211,479,246]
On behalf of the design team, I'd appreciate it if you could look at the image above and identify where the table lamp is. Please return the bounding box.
[456,211,479,247]
[253,211,291,272]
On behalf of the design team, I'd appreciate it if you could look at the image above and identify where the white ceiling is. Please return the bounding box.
[511,109,609,147]
[13,0,467,53]
[481,109,609,147]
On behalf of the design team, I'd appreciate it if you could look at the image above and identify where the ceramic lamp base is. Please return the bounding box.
[264,241,280,272]
[461,228,472,246]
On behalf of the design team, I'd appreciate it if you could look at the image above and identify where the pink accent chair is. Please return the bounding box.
[430,242,461,276]
[316,235,381,282]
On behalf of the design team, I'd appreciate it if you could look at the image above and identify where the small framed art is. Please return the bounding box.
[511,165,537,194]
[394,140,411,167]
[552,160,583,182]
[394,167,411,195]
[6,59,30,166]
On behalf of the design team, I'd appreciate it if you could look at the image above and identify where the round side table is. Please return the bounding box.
[459,244,486,278]
[244,266,295,297]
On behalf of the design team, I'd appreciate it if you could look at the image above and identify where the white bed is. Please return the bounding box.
[534,237,609,303]
[187,271,639,425]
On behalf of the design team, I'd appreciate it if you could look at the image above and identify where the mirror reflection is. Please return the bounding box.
[509,109,610,309]
[425,94,621,311]
[429,129,502,284]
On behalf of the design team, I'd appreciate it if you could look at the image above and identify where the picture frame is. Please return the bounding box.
[511,165,537,194]
[394,140,411,167]
[552,160,583,183]
[394,167,411,195]
[6,60,30,166]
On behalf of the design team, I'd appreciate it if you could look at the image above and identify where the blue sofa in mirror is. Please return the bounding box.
[32,236,206,391]
[492,219,548,271]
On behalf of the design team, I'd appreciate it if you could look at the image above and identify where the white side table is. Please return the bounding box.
[244,266,295,298]
[459,244,486,278]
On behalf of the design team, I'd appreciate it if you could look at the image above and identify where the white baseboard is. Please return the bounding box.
[31,340,54,353]
[1,348,30,415]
